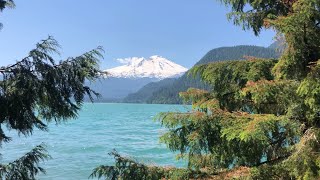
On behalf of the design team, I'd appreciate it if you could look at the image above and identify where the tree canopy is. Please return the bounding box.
[92,0,320,179]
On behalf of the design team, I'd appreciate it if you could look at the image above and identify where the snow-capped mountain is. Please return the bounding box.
[104,55,188,79]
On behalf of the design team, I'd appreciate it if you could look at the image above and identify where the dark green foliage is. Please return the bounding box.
[220,0,320,79]
[220,0,294,35]
[90,150,165,180]
[90,150,205,180]
[0,143,50,180]
[124,46,280,104]
[0,37,103,141]
[156,59,300,170]
[190,59,277,111]
[0,37,104,178]
[271,0,320,79]
[249,163,293,180]
[239,80,300,115]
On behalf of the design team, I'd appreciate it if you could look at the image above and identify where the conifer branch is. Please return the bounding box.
[0,143,50,180]
[0,36,104,141]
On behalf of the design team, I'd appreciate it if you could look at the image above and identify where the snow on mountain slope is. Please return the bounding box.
[104,56,188,79]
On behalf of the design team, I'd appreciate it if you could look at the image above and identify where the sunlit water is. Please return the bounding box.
[1,103,189,180]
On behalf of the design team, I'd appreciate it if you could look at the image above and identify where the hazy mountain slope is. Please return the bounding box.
[88,77,158,102]
[122,78,176,103]
[268,39,287,54]
[124,45,280,104]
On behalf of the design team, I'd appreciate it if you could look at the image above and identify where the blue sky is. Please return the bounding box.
[0,0,275,69]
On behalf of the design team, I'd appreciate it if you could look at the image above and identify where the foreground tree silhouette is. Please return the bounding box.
[92,0,320,179]
[0,37,104,179]
[0,2,104,179]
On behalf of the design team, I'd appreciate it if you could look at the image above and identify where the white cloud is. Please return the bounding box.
[116,57,145,65]
[116,58,132,64]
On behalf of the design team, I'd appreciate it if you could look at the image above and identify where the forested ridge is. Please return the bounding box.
[124,45,280,104]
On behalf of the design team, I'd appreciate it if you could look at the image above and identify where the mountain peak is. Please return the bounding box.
[105,56,188,79]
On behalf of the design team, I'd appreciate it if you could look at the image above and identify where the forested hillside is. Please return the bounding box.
[196,45,279,65]
[122,78,176,103]
[124,45,280,104]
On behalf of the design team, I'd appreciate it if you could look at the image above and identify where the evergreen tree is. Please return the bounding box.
[93,0,320,179]
[0,2,104,179]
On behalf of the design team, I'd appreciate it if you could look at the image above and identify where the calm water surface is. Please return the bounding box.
[1,103,189,180]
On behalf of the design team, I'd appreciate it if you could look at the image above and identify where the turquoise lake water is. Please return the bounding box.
[1,103,189,180]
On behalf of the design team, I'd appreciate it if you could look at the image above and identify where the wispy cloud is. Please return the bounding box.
[116,58,132,64]
[116,55,163,65]
[116,57,146,65]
